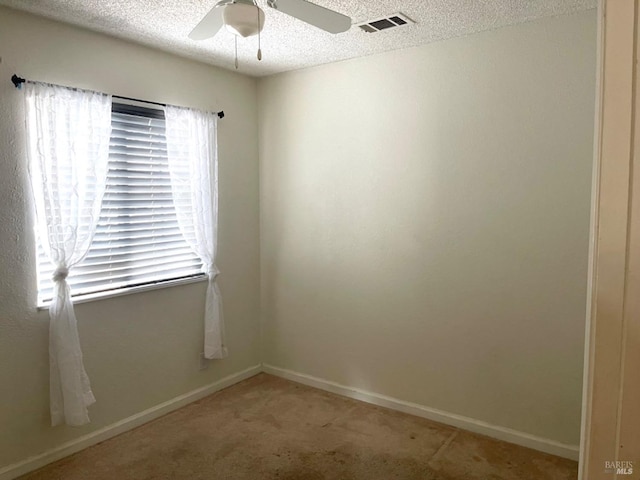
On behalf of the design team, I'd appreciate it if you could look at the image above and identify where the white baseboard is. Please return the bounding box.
[262,364,580,461]
[0,364,262,480]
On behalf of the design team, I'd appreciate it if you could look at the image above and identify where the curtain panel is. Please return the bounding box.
[164,106,227,360]
[25,83,112,426]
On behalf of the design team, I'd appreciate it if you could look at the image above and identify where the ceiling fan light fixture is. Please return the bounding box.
[223,2,265,38]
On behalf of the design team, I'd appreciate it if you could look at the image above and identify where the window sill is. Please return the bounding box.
[37,274,208,310]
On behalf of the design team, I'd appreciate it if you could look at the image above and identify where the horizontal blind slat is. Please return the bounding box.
[40,245,197,271]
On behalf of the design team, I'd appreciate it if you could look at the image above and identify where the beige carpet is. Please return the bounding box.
[21,373,578,480]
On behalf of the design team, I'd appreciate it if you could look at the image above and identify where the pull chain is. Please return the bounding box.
[257,5,262,61]
[234,35,239,69]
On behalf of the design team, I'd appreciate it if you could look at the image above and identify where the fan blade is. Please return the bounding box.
[189,7,224,40]
[270,0,351,33]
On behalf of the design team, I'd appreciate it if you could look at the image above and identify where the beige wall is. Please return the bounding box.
[0,7,260,469]
[259,10,596,446]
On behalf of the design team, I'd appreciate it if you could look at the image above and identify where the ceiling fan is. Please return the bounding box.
[188,0,352,43]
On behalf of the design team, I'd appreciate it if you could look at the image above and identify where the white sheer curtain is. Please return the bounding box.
[25,83,112,426]
[164,107,227,359]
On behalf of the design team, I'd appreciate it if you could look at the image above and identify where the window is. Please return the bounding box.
[36,102,205,305]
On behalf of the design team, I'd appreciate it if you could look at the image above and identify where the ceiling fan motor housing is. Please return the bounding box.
[223,1,266,37]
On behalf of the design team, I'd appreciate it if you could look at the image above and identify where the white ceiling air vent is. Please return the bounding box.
[356,13,415,33]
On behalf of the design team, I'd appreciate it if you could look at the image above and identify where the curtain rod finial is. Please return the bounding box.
[217,111,225,119]
[11,74,25,89]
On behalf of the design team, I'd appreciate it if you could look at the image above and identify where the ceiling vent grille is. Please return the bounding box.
[356,13,415,33]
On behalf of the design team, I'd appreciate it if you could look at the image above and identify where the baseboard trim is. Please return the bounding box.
[0,364,262,480]
[262,364,580,461]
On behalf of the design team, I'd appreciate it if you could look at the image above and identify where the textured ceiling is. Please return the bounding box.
[0,0,596,77]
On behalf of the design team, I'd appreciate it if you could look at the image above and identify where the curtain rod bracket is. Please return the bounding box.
[11,74,25,89]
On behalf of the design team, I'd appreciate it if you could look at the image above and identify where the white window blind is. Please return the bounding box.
[37,102,204,305]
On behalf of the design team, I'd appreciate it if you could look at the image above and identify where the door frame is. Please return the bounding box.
[579,1,640,478]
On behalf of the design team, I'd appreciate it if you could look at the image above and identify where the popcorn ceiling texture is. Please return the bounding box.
[0,0,595,76]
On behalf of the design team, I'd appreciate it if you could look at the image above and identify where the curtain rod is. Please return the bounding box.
[10,74,225,119]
